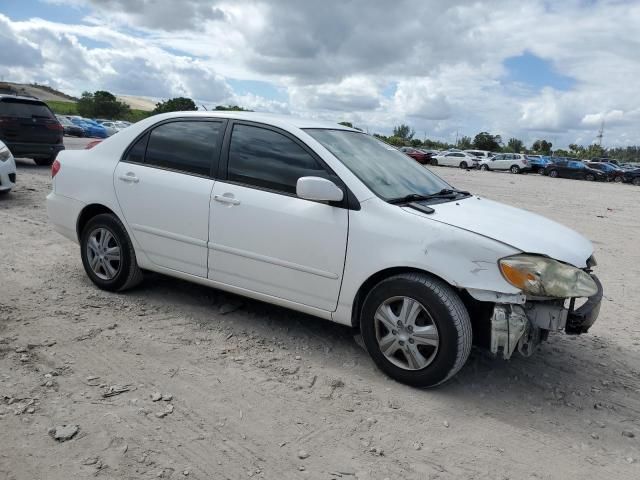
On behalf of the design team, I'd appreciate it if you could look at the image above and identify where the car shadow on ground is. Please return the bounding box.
[129,272,639,412]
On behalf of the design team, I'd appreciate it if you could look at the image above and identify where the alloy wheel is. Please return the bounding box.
[86,227,121,280]
[374,296,439,371]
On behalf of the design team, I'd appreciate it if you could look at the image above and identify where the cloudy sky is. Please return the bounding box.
[1,0,639,148]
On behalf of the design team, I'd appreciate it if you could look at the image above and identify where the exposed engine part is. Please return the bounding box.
[517,323,543,357]
[490,305,528,359]
[523,302,567,331]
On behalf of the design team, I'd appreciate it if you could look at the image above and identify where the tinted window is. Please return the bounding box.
[145,121,223,176]
[568,161,584,169]
[125,132,149,164]
[0,99,55,118]
[228,124,327,194]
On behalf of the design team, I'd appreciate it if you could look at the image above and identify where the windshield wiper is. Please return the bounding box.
[388,188,470,205]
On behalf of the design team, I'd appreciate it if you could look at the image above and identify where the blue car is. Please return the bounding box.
[525,155,552,173]
[70,118,108,138]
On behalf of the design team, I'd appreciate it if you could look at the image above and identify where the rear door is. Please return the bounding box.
[114,119,226,277]
[0,98,62,145]
[208,122,349,311]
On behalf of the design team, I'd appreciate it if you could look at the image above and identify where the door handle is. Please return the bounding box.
[214,194,241,206]
[118,173,139,184]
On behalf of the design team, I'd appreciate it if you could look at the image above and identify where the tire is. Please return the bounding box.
[510,165,520,174]
[480,164,489,171]
[548,169,559,178]
[613,176,622,183]
[80,213,143,292]
[585,173,595,181]
[430,159,438,166]
[360,273,472,388]
[633,178,640,186]
[459,161,468,169]
[34,157,55,166]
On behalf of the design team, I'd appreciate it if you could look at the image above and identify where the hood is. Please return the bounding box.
[405,196,594,268]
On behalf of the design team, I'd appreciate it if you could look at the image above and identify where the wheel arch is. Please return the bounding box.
[350,267,454,328]
[76,203,119,240]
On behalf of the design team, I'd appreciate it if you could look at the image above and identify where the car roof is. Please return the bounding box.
[146,111,357,131]
[0,94,47,104]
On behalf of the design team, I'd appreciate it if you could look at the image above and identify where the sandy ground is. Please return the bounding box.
[1,142,639,480]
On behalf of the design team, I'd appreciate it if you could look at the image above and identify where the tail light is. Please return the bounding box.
[46,121,64,131]
[51,159,61,178]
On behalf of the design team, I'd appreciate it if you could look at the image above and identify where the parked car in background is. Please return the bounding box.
[0,139,17,194]
[587,162,625,182]
[399,147,432,164]
[621,167,640,186]
[590,157,619,166]
[432,150,479,168]
[0,95,64,165]
[57,115,85,137]
[115,121,132,129]
[464,149,494,160]
[544,159,606,181]
[47,111,603,387]
[478,153,530,174]
[98,121,120,137]
[525,155,551,173]
[70,118,108,138]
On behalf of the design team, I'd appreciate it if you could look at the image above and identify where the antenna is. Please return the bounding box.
[596,120,605,146]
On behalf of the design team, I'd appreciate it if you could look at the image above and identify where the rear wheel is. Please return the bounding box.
[613,176,623,183]
[510,165,520,174]
[360,273,472,387]
[585,173,596,181]
[459,161,468,169]
[34,157,55,166]
[430,159,438,166]
[80,213,143,292]
[549,169,559,178]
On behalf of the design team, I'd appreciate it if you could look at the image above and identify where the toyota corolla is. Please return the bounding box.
[47,112,602,387]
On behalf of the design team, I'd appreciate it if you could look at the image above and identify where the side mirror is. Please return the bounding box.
[296,176,344,202]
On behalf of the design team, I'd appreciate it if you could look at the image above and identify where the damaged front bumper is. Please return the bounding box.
[489,274,602,359]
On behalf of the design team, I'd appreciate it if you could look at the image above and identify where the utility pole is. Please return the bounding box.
[596,120,605,146]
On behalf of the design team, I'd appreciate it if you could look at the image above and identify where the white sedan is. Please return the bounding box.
[0,140,17,195]
[431,151,479,169]
[46,112,602,387]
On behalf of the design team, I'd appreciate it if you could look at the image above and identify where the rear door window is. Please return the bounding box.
[143,121,224,176]
[227,123,327,195]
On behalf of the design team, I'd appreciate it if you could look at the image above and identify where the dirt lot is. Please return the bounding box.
[1,142,639,479]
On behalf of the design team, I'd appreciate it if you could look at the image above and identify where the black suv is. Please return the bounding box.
[0,95,64,166]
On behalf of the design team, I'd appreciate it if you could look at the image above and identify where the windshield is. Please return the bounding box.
[305,129,451,201]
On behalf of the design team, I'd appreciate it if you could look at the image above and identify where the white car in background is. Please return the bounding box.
[479,153,531,174]
[432,151,479,169]
[464,149,494,160]
[99,121,121,137]
[46,111,602,387]
[0,140,17,195]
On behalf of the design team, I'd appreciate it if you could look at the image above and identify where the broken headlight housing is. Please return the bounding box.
[499,254,598,298]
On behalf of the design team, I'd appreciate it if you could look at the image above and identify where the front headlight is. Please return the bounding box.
[0,146,10,162]
[499,254,597,298]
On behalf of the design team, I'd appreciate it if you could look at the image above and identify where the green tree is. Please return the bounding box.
[473,132,501,151]
[393,124,415,142]
[153,97,198,114]
[77,90,130,119]
[532,139,553,155]
[506,137,524,153]
[214,105,252,111]
[553,148,570,157]
[386,136,404,146]
[410,138,423,148]
[457,135,473,149]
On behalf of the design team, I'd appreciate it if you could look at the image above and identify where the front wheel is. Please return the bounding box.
[510,165,520,174]
[80,213,143,292]
[613,176,623,183]
[633,177,640,186]
[480,164,489,171]
[430,159,438,166]
[360,273,472,387]
[548,169,559,178]
[585,173,595,181]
